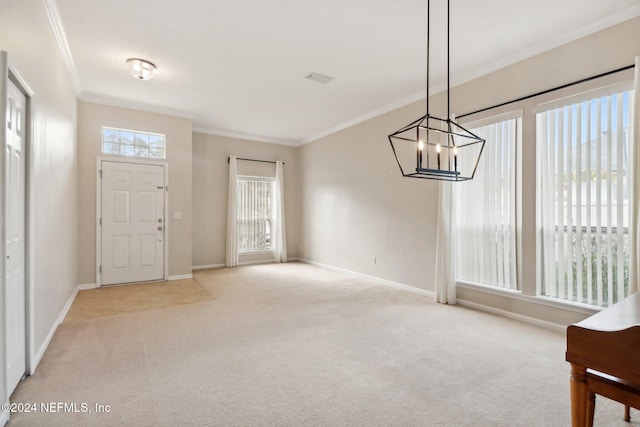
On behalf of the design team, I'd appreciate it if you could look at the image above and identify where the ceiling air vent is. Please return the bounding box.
[305,72,334,84]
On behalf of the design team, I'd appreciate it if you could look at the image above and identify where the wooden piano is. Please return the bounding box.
[566,292,640,426]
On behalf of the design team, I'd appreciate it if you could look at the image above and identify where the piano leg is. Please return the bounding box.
[586,392,595,427]
[570,363,588,427]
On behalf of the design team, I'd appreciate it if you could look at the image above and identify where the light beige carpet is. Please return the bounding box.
[7,262,637,426]
[64,278,215,323]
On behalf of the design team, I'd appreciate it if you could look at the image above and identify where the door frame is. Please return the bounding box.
[1,53,35,394]
[96,157,169,287]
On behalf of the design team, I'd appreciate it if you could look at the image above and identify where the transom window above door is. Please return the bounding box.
[102,126,166,159]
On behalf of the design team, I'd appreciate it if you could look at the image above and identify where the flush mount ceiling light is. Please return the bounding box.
[126,58,156,80]
[388,0,485,182]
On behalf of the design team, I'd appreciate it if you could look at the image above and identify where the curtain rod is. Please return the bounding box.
[458,63,635,119]
[227,157,284,165]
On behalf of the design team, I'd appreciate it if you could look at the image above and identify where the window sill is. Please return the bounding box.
[456,280,603,316]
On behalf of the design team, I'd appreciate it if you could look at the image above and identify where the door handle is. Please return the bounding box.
[158,226,164,231]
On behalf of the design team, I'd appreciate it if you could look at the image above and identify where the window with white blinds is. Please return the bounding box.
[537,88,631,307]
[456,116,520,289]
[237,176,275,253]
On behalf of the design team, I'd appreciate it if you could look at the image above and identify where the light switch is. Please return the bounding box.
[173,212,182,219]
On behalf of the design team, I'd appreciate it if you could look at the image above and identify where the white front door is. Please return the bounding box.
[5,78,26,396]
[101,161,165,285]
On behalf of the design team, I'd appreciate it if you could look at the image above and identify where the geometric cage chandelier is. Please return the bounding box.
[388,0,485,182]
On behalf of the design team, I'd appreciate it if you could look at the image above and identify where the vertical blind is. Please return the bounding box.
[456,117,519,289]
[537,89,631,306]
[237,177,274,253]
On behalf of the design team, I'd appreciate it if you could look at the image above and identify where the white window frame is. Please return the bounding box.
[101,126,166,159]
[452,70,635,320]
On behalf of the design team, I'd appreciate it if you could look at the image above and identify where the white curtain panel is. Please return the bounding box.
[225,156,239,267]
[275,160,288,263]
[629,56,640,294]
[434,114,458,304]
[435,180,456,304]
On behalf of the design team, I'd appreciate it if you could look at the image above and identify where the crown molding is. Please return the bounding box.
[192,127,298,147]
[299,87,435,146]
[42,0,640,147]
[79,93,194,120]
[300,10,640,145]
[43,0,82,95]
[449,4,640,95]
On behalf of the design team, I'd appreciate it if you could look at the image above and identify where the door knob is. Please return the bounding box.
[158,226,164,231]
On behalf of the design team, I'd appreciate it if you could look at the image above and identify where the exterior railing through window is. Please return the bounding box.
[546,225,629,306]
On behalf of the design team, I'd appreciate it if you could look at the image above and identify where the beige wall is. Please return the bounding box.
[192,132,300,267]
[299,102,440,291]
[299,17,640,326]
[0,0,79,387]
[77,102,192,283]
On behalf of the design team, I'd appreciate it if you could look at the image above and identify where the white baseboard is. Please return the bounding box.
[31,283,80,374]
[168,274,193,281]
[456,299,566,333]
[298,258,435,298]
[192,263,225,270]
[193,258,300,270]
[456,281,599,316]
[78,283,97,290]
[297,258,567,332]
[1,408,9,426]
[238,259,277,266]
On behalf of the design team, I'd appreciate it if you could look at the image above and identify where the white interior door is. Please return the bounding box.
[5,78,26,396]
[101,161,165,285]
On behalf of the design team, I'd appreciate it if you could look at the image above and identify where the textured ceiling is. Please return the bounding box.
[55,0,640,145]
